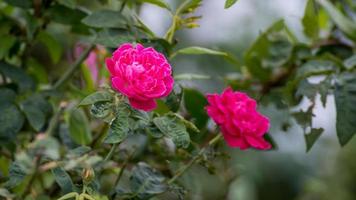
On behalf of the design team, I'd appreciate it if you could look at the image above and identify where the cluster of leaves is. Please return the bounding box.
[0,0,356,199]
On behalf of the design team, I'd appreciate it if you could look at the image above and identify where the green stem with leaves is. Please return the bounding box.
[168,134,223,184]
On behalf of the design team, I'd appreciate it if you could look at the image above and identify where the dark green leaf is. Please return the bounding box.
[0,62,35,93]
[48,5,87,25]
[20,94,52,132]
[79,91,113,106]
[302,0,319,39]
[0,103,24,140]
[153,114,190,148]
[334,73,356,146]
[165,84,183,112]
[224,0,238,9]
[3,0,32,8]
[51,167,75,194]
[305,128,324,152]
[68,108,92,145]
[183,88,208,129]
[104,104,130,143]
[90,101,112,119]
[130,162,167,199]
[296,60,335,78]
[37,31,62,64]
[96,29,135,48]
[0,34,16,59]
[292,106,314,131]
[82,10,127,28]
[5,161,27,189]
[57,0,76,9]
[0,88,16,104]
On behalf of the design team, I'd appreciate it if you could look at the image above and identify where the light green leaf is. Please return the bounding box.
[130,162,167,199]
[139,0,171,10]
[0,103,25,140]
[37,31,62,64]
[334,73,356,146]
[344,55,356,70]
[51,167,75,194]
[82,10,127,28]
[173,46,228,57]
[174,73,210,80]
[302,0,319,39]
[305,128,324,152]
[153,114,190,148]
[79,91,113,106]
[104,104,130,143]
[317,0,356,41]
[57,0,76,9]
[68,108,92,145]
[225,0,238,9]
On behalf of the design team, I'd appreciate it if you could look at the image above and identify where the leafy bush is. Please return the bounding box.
[0,0,356,199]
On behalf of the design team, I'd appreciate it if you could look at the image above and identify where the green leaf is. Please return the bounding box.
[179,0,202,14]
[130,162,167,199]
[0,62,35,93]
[82,10,127,28]
[79,91,113,106]
[173,46,228,56]
[57,0,76,9]
[104,104,130,144]
[334,73,356,146]
[0,34,16,59]
[0,188,14,199]
[0,88,16,104]
[20,94,52,132]
[68,108,92,145]
[51,167,75,194]
[174,73,210,80]
[0,103,25,140]
[224,0,238,9]
[37,31,62,64]
[344,55,356,70]
[244,20,295,81]
[3,0,32,8]
[317,0,356,41]
[153,114,190,148]
[138,0,171,10]
[183,88,208,129]
[305,128,324,152]
[302,0,319,39]
[95,29,135,48]
[296,60,335,78]
[5,161,28,189]
[48,5,87,25]
[90,101,112,119]
[165,84,183,112]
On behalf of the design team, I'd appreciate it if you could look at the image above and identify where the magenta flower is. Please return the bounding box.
[106,43,174,111]
[206,87,271,150]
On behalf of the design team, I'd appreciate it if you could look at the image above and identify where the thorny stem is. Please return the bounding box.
[167,134,223,184]
[53,44,95,89]
[104,143,119,163]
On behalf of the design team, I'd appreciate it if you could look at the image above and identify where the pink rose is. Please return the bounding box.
[206,87,271,150]
[106,43,174,111]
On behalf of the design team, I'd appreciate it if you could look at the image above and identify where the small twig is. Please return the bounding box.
[167,134,222,184]
[21,155,42,198]
[53,44,95,89]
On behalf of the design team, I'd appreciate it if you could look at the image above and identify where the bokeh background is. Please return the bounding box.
[140,1,356,199]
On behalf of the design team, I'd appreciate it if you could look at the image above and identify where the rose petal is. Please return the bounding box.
[128,98,157,111]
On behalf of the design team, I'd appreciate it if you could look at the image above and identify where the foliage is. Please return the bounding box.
[0,0,355,199]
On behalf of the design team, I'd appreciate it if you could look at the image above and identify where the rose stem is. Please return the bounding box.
[167,133,223,184]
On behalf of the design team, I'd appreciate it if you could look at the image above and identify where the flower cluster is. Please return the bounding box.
[106,43,271,150]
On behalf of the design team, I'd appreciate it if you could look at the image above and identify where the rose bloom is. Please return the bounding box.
[106,43,174,111]
[206,87,271,150]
